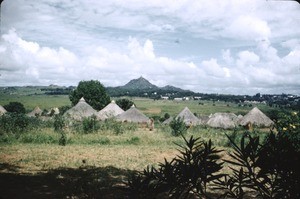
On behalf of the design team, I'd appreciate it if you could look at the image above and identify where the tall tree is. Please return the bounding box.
[69,80,110,111]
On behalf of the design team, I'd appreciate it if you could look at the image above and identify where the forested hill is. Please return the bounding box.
[105,76,194,98]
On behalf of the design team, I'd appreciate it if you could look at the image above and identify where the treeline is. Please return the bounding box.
[106,86,195,99]
[42,87,75,95]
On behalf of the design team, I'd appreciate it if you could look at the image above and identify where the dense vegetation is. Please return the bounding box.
[69,80,111,110]
[128,111,300,198]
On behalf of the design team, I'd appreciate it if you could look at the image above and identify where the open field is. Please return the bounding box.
[0,124,270,198]
[0,93,274,116]
[0,93,277,198]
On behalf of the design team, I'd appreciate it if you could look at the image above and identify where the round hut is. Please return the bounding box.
[0,105,7,116]
[64,97,98,121]
[239,107,274,128]
[207,113,238,129]
[27,106,43,117]
[115,105,150,124]
[97,100,124,120]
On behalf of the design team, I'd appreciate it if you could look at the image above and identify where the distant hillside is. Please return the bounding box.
[122,76,158,90]
[106,76,194,98]
[160,85,185,92]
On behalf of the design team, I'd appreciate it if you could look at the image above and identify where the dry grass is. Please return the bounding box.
[0,144,178,174]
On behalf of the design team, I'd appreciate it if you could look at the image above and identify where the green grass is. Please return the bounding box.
[0,91,275,117]
[133,97,272,117]
[0,94,71,111]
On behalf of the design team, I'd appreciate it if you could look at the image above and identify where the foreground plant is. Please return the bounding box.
[128,136,224,198]
[215,128,300,198]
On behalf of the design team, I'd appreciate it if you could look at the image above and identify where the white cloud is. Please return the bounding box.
[1,0,300,94]
[225,15,271,40]
[236,51,260,67]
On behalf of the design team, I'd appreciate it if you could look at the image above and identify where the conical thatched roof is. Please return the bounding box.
[27,106,43,117]
[239,107,274,127]
[98,100,124,120]
[176,107,201,125]
[162,116,173,125]
[0,105,7,115]
[207,113,238,129]
[64,97,98,121]
[115,105,150,123]
[198,115,210,125]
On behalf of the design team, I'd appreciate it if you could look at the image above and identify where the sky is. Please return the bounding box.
[0,0,300,95]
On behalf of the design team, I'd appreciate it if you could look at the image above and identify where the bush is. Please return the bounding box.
[0,113,43,134]
[53,115,65,132]
[116,99,134,111]
[214,116,300,199]
[169,117,187,136]
[128,136,224,198]
[3,102,26,113]
[82,115,99,133]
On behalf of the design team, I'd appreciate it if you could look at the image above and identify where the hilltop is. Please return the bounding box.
[106,76,194,98]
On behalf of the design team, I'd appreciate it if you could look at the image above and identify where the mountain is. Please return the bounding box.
[106,76,195,97]
[122,76,158,90]
[160,85,185,92]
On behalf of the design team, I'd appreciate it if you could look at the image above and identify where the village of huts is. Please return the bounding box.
[1,98,274,131]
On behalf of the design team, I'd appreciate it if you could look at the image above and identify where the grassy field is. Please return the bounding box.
[0,125,270,198]
[0,93,276,198]
[0,92,272,116]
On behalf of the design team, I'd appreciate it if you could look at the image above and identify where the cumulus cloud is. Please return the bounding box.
[1,0,300,94]
[225,15,271,40]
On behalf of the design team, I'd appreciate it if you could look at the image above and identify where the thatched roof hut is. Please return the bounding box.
[162,116,173,125]
[27,106,43,117]
[239,107,274,127]
[207,113,238,129]
[98,100,124,120]
[162,107,200,126]
[176,107,201,126]
[64,97,98,121]
[0,105,7,115]
[198,115,210,125]
[115,105,150,123]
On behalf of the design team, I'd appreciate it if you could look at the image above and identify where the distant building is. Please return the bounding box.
[174,98,183,101]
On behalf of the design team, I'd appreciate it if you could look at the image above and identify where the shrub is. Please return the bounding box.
[116,98,134,111]
[82,115,99,133]
[59,132,67,146]
[128,136,224,198]
[3,102,26,113]
[0,113,42,134]
[169,117,187,136]
[53,115,65,132]
[58,105,71,115]
[215,121,300,199]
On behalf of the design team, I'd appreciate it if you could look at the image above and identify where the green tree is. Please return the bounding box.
[69,80,110,110]
[4,102,26,114]
[116,98,134,111]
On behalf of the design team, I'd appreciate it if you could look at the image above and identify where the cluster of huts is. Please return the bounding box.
[163,106,274,129]
[62,97,151,123]
[0,97,274,130]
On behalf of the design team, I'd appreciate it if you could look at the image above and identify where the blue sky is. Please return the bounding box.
[0,0,300,95]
